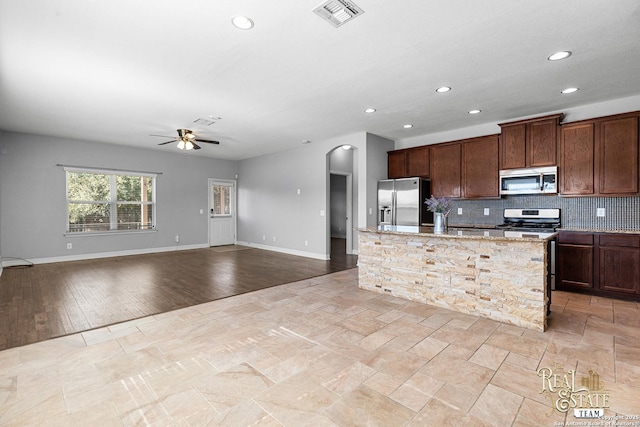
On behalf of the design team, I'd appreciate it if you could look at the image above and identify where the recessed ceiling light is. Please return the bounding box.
[436,86,451,93]
[403,124,413,129]
[548,51,572,61]
[364,108,376,113]
[561,87,579,94]
[468,109,482,114]
[232,16,254,30]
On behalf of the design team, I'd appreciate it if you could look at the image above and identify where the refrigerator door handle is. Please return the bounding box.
[392,190,397,225]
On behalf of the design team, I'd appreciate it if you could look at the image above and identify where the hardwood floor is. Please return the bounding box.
[0,240,357,350]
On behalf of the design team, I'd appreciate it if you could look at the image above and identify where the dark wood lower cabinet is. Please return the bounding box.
[599,234,640,295]
[557,232,594,289]
[556,231,640,300]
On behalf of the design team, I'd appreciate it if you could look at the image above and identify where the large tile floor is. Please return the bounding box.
[0,268,639,426]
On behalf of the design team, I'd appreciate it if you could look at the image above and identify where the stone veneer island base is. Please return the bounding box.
[358,227,552,331]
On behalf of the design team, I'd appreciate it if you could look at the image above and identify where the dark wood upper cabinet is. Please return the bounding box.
[388,146,430,178]
[599,116,639,195]
[559,112,639,196]
[462,135,499,198]
[387,150,407,179]
[499,114,562,169]
[430,142,461,198]
[500,124,526,169]
[559,122,595,196]
[406,146,430,178]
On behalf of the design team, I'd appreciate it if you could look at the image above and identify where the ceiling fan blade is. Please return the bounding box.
[195,138,220,144]
[158,140,177,145]
[150,134,175,138]
[192,142,202,150]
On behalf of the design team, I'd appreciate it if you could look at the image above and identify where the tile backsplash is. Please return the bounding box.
[447,195,640,231]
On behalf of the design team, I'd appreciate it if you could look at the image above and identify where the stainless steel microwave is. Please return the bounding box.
[499,166,558,195]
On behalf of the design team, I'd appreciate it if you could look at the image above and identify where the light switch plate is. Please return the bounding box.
[457,207,463,215]
[484,208,490,216]
[597,208,606,217]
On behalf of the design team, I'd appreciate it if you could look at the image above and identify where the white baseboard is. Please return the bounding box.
[1,243,210,266]
[235,241,330,261]
[1,242,335,268]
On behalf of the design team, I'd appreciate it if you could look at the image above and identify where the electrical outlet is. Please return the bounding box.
[597,208,606,217]
[262,235,266,240]
[175,234,180,243]
[484,208,490,216]
[297,188,301,195]
[66,243,72,250]
[199,209,203,214]
[304,240,309,246]
[273,236,276,242]
[457,207,463,215]
[369,208,372,215]
[320,210,325,217]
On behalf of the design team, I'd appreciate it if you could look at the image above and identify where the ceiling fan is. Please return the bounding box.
[151,129,220,150]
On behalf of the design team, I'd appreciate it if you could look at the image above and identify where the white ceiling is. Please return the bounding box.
[1,0,639,160]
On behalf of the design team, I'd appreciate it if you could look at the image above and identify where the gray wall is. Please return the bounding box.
[0,131,238,261]
[0,130,390,263]
[236,132,388,258]
[365,133,395,227]
[237,133,361,258]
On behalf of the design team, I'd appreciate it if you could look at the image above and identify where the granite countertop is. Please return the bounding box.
[556,227,640,235]
[361,226,556,241]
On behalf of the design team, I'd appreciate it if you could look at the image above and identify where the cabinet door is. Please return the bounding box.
[500,124,526,169]
[406,146,430,177]
[560,122,595,195]
[599,247,640,294]
[462,135,499,198]
[431,143,461,198]
[528,119,557,167]
[557,244,594,289]
[557,232,594,289]
[598,234,640,294]
[599,116,639,195]
[388,151,407,179]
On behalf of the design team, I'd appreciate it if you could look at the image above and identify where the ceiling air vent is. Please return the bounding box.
[313,0,364,27]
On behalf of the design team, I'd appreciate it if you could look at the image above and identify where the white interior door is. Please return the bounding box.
[209,179,236,246]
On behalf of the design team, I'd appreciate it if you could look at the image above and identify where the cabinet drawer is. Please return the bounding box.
[557,232,594,245]
[599,234,640,248]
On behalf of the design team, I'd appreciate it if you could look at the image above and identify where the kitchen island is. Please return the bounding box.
[358,226,554,331]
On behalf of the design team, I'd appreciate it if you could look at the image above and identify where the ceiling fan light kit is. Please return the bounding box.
[152,128,220,151]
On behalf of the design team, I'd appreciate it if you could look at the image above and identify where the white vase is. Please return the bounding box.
[434,212,447,234]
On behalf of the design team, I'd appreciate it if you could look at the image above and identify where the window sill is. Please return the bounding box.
[64,229,158,237]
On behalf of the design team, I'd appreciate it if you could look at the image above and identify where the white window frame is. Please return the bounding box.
[64,166,157,235]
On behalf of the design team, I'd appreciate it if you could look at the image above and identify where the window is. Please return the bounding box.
[212,183,232,216]
[65,168,156,233]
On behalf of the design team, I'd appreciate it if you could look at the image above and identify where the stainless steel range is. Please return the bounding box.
[497,208,560,305]
[497,208,560,238]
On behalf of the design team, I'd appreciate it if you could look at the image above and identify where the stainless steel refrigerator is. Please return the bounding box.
[378,178,431,226]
